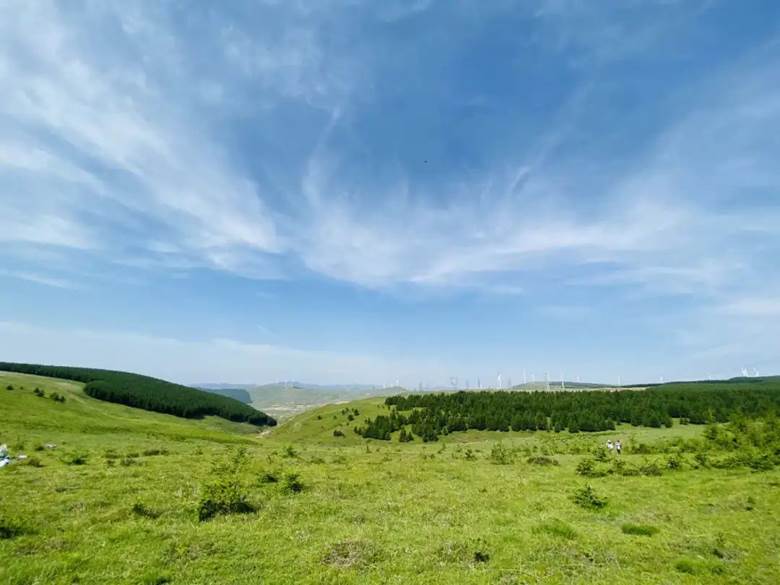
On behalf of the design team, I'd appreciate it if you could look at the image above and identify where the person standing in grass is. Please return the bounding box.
[606,439,614,453]
[615,440,622,455]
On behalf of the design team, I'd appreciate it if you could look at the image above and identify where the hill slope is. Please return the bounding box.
[0,362,275,426]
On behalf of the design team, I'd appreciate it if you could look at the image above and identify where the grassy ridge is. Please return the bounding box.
[0,362,275,427]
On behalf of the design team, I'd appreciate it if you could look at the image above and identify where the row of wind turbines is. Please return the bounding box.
[383,366,764,392]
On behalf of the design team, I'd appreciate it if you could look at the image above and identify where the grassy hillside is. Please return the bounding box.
[2,371,779,584]
[199,387,253,404]
[246,383,390,421]
[0,362,275,426]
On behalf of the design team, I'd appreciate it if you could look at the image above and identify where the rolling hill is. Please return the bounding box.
[0,362,275,426]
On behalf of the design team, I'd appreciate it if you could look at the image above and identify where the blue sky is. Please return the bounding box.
[1,0,779,386]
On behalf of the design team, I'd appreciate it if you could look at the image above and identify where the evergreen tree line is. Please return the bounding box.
[356,380,780,441]
[0,362,276,427]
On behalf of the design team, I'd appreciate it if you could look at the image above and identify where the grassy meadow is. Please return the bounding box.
[1,371,779,584]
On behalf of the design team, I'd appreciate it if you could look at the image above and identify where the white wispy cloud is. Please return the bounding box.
[1,0,778,319]
[0,1,280,273]
[0,270,80,290]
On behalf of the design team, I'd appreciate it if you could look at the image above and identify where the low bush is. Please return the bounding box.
[332,429,345,438]
[576,458,606,477]
[610,459,639,476]
[259,471,278,484]
[142,448,168,457]
[131,502,161,519]
[489,443,512,465]
[665,455,684,470]
[638,460,663,476]
[0,515,27,539]
[197,449,255,522]
[572,484,607,510]
[282,473,304,494]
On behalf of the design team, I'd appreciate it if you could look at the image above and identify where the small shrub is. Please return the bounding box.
[33,388,45,398]
[610,459,639,476]
[489,443,512,465]
[131,501,161,519]
[572,484,607,510]
[333,429,345,438]
[638,460,663,476]
[621,523,658,536]
[282,445,298,458]
[140,570,171,585]
[473,549,490,563]
[693,451,709,468]
[120,457,140,467]
[5,384,13,391]
[593,447,609,462]
[576,458,606,477]
[747,453,774,472]
[142,448,168,457]
[0,515,26,539]
[49,392,66,403]
[197,449,255,522]
[464,448,476,461]
[666,455,683,470]
[282,473,304,494]
[674,558,700,575]
[197,477,254,521]
[259,471,279,484]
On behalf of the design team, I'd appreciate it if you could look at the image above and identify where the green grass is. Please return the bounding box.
[2,371,779,584]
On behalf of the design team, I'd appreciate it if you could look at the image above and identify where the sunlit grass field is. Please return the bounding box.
[1,371,778,584]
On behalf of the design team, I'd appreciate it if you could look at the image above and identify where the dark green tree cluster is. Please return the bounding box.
[356,379,780,441]
[0,362,276,427]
